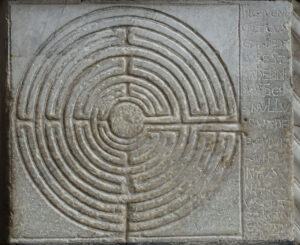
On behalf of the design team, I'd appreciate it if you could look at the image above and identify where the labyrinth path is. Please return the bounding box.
[13,6,240,238]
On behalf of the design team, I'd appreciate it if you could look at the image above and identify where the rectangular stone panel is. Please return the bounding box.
[8,0,293,243]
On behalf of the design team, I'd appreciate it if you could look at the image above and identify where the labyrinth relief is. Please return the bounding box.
[12,6,241,239]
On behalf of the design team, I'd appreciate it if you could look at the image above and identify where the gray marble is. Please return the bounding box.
[7,0,294,243]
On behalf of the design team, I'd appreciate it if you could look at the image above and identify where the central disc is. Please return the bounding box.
[109,102,145,138]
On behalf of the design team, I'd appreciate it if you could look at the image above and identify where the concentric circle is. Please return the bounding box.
[13,6,239,236]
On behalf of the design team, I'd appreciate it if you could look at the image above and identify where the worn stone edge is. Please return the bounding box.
[1,0,10,244]
[7,0,292,5]
[294,0,300,243]
[6,242,297,245]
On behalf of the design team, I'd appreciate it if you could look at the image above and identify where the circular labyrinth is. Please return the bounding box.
[13,7,239,236]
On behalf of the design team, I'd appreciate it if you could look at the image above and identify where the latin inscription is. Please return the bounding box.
[241,2,293,240]
[242,98,291,113]
[243,8,289,18]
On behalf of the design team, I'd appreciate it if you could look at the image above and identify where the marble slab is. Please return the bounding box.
[8,1,294,243]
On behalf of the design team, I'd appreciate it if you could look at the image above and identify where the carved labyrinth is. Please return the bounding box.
[13,7,240,237]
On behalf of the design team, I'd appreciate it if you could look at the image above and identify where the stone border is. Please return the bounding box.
[0,0,10,244]
[0,0,297,244]
[293,0,300,243]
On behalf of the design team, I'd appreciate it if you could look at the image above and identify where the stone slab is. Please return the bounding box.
[7,0,294,243]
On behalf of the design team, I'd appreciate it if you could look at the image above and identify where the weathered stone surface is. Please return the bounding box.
[8,1,293,243]
[293,0,300,242]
